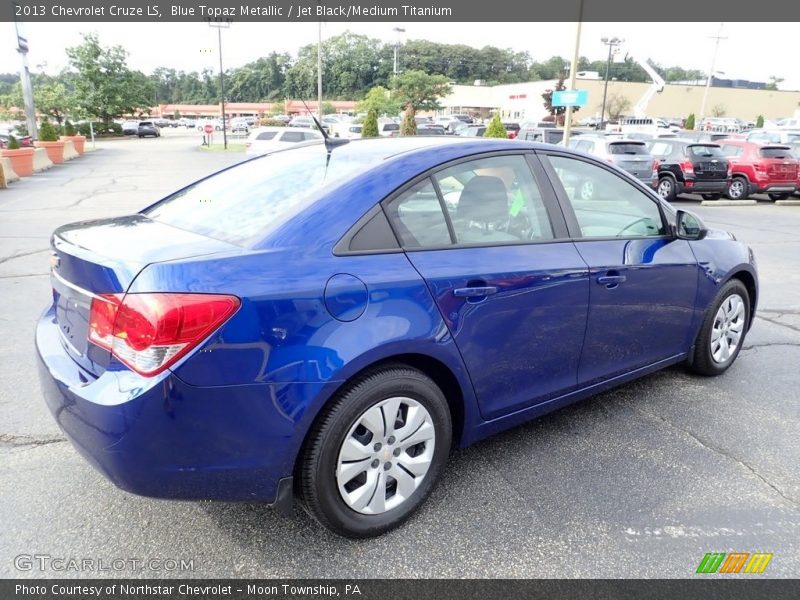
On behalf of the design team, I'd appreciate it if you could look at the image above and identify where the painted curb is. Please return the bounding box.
[700,200,758,206]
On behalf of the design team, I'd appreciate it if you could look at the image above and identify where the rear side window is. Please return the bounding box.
[759,147,792,159]
[256,131,278,141]
[688,145,724,158]
[648,142,672,157]
[608,143,648,155]
[720,145,743,157]
[280,131,306,143]
[144,144,387,246]
[384,179,451,248]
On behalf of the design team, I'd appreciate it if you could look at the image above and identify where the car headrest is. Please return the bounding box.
[457,175,509,224]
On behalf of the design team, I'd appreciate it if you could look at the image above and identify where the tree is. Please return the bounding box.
[756,115,764,128]
[711,104,727,117]
[321,102,337,115]
[34,80,74,124]
[38,118,58,142]
[605,93,631,120]
[766,76,784,91]
[66,33,154,123]
[361,109,379,137]
[685,113,696,130]
[357,86,400,117]
[483,113,507,138]
[400,106,416,136]
[542,77,580,124]
[392,69,451,120]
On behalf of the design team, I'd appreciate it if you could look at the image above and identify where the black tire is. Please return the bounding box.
[702,194,721,200]
[656,176,676,202]
[768,193,789,201]
[297,365,451,538]
[725,177,749,200]
[689,279,750,376]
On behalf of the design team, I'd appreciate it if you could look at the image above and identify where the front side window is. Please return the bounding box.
[434,155,554,244]
[546,154,666,238]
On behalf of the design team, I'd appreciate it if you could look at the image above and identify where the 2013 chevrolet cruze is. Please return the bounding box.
[36,137,757,537]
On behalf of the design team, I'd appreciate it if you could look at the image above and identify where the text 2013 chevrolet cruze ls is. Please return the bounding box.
[36,137,757,537]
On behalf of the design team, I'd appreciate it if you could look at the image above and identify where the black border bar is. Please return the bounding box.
[3,579,800,600]
[3,0,800,22]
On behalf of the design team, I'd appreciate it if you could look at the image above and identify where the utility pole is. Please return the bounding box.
[698,23,726,130]
[208,19,230,149]
[12,4,37,140]
[562,0,584,146]
[599,36,623,132]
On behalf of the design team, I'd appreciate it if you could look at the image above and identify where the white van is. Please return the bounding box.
[619,117,677,135]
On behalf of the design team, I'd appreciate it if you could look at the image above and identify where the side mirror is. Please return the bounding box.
[675,209,707,240]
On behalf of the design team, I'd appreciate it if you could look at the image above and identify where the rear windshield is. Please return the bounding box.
[759,147,792,159]
[609,142,647,155]
[688,145,724,158]
[143,144,386,246]
[382,124,400,131]
[255,131,278,141]
[139,122,153,127]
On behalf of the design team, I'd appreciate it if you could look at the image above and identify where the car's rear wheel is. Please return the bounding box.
[297,365,451,538]
[768,193,789,201]
[656,177,676,202]
[689,279,750,376]
[726,177,749,200]
[579,180,595,200]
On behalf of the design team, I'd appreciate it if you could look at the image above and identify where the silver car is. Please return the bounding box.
[568,135,658,188]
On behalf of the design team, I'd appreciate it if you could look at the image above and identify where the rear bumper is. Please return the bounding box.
[678,179,728,194]
[750,181,797,194]
[35,306,323,503]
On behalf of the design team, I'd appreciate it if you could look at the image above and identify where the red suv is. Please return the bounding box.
[718,140,799,200]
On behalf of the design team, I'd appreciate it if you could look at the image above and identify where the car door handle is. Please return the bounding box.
[453,286,498,298]
[597,275,627,285]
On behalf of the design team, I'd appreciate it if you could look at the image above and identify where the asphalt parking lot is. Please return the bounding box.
[0,131,797,578]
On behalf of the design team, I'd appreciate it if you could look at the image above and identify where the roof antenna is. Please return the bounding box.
[300,98,349,160]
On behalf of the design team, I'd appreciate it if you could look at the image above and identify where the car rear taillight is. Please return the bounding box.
[679,160,694,174]
[88,293,240,376]
[652,159,660,177]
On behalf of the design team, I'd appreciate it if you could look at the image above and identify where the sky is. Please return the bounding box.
[2,21,799,91]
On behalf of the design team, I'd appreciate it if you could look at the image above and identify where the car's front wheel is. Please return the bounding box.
[297,365,451,538]
[689,279,750,376]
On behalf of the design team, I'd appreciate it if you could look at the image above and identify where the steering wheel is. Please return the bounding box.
[616,217,654,237]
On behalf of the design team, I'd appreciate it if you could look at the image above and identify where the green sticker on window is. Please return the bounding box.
[510,189,525,217]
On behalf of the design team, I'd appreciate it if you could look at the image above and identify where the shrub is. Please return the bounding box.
[7,135,21,150]
[483,113,507,138]
[258,118,287,127]
[38,119,59,142]
[64,121,77,136]
[685,113,695,130]
[756,115,764,128]
[361,109,380,138]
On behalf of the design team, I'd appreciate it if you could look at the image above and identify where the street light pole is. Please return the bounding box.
[12,5,38,140]
[392,27,406,76]
[208,19,230,149]
[698,23,726,131]
[317,20,323,122]
[599,36,622,132]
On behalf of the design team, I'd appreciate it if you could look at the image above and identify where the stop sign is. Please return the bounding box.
[203,124,214,134]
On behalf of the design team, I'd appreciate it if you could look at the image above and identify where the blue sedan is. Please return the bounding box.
[36,137,757,537]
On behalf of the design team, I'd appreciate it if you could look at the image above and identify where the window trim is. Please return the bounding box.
[538,149,673,242]
[381,150,570,253]
[332,204,402,256]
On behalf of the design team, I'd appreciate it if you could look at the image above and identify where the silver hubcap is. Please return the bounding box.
[729,180,744,198]
[711,294,745,364]
[580,181,594,200]
[657,179,672,198]
[336,397,435,515]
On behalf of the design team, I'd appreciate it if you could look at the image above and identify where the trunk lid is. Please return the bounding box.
[50,215,240,376]
[758,146,798,181]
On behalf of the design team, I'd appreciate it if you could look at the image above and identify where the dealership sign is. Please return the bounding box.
[552,89,588,107]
